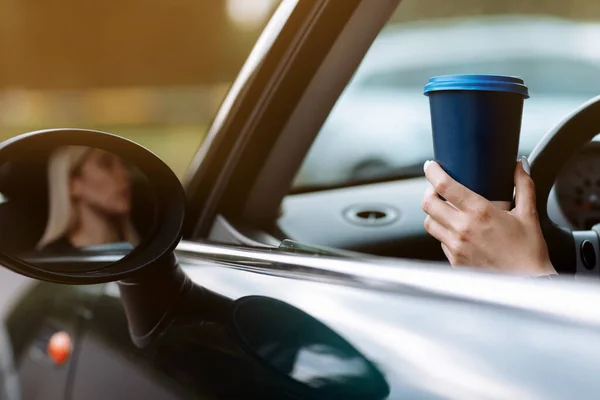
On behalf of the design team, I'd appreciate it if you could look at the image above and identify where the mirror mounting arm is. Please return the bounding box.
[118,253,231,348]
[118,253,188,348]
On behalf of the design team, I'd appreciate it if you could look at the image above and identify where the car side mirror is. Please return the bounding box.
[0,128,185,283]
[0,128,195,347]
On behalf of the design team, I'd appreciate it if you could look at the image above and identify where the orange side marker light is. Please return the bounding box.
[48,331,72,366]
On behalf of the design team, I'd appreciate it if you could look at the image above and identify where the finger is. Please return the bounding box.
[422,186,460,228]
[441,243,456,265]
[424,215,452,244]
[514,157,537,217]
[424,161,480,211]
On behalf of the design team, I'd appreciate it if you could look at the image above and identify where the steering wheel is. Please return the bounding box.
[529,95,600,275]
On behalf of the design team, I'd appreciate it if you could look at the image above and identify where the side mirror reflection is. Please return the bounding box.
[232,296,390,399]
[0,145,156,271]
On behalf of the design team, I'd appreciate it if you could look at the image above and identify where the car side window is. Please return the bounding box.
[292,4,600,192]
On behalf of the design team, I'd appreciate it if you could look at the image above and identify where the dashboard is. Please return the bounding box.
[279,144,600,262]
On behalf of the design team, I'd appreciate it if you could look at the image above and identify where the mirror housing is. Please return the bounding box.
[0,128,190,347]
[0,128,186,284]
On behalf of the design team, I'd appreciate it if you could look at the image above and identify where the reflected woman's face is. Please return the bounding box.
[70,149,131,216]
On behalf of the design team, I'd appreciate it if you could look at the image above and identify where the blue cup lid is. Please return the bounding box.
[424,74,529,98]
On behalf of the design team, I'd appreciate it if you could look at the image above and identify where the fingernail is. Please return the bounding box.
[423,160,431,173]
[521,156,530,176]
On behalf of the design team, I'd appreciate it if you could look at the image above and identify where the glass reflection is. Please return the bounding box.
[37,146,139,252]
[0,145,156,270]
[291,343,372,389]
[233,296,389,399]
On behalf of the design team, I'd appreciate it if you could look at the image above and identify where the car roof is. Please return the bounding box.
[354,16,600,81]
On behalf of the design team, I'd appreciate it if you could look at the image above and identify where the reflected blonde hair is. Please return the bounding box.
[37,146,139,250]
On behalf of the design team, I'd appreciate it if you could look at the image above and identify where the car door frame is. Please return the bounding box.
[182,0,400,242]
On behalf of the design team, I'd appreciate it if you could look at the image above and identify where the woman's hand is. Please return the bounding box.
[422,158,557,276]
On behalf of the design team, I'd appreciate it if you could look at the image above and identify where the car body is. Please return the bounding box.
[3,1,600,399]
[6,243,600,399]
[296,16,600,187]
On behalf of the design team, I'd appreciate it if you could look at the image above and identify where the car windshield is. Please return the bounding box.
[293,1,600,190]
[0,1,279,179]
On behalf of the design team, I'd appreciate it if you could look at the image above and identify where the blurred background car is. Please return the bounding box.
[294,15,600,188]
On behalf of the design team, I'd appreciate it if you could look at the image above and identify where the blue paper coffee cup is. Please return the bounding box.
[424,74,529,202]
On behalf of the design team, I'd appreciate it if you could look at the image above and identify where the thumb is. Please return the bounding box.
[514,156,537,216]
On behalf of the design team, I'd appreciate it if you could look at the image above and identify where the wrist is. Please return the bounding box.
[529,261,557,277]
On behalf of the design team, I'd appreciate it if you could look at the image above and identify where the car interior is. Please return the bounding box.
[277,142,591,261]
